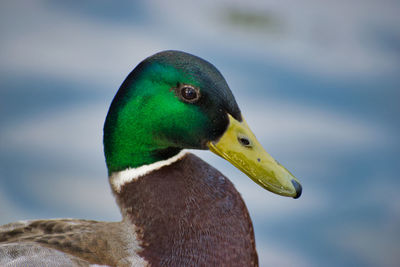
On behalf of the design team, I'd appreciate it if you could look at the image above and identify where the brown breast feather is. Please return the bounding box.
[116,153,258,267]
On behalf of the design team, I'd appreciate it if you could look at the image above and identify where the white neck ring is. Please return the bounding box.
[109,150,187,193]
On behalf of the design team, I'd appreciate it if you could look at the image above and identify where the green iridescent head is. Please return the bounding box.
[104,50,302,198]
[104,50,241,173]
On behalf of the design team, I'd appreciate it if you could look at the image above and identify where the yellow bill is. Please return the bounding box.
[207,114,302,198]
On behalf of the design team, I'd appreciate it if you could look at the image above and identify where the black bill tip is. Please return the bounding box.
[291,179,302,199]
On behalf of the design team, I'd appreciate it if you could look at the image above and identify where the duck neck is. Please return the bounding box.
[103,108,182,174]
[109,153,258,266]
[108,150,187,194]
[102,77,184,175]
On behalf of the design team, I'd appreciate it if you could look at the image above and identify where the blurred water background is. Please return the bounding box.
[0,1,399,266]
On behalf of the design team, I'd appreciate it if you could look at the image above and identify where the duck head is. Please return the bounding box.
[104,50,301,198]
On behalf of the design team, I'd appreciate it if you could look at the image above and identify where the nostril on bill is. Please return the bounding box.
[238,136,251,147]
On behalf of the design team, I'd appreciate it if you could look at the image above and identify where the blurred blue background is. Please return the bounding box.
[0,1,399,266]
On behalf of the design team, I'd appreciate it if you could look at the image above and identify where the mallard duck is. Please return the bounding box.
[0,50,301,266]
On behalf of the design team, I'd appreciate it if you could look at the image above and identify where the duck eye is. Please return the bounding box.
[179,85,200,103]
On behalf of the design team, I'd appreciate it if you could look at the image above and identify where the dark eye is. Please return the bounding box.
[179,85,200,103]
